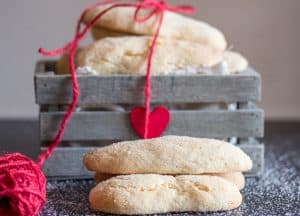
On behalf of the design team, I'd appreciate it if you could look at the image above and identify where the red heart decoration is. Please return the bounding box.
[130,106,171,139]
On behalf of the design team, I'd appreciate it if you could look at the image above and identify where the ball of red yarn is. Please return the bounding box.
[0,153,46,216]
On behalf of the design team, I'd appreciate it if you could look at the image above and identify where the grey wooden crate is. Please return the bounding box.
[35,61,265,179]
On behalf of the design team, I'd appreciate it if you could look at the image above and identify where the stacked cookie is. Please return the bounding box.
[57,4,248,75]
[84,136,252,214]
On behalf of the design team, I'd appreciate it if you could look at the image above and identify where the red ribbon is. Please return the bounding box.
[38,0,195,165]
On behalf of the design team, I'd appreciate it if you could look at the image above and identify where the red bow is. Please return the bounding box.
[134,0,195,22]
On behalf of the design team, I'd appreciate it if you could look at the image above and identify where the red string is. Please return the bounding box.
[128,0,194,139]
[37,0,195,165]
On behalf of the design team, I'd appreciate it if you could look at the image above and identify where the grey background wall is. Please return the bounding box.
[0,0,299,120]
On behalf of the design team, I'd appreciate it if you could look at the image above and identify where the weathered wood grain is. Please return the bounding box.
[40,110,264,141]
[42,143,264,180]
[41,147,92,180]
[239,143,264,176]
[35,62,261,105]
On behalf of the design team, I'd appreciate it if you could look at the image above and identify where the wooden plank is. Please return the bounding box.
[41,147,93,180]
[35,61,46,74]
[40,110,264,141]
[239,143,264,176]
[35,64,261,105]
[42,143,264,180]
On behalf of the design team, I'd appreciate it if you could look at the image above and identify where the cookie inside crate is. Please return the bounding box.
[35,61,264,180]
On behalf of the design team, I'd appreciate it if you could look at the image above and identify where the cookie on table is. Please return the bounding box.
[89,174,242,214]
[94,172,245,190]
[83,4,227,52]
[84,135,252,175]
[212,172,245,190]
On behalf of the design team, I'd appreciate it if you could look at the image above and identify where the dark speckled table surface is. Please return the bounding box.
[0,121,300,216]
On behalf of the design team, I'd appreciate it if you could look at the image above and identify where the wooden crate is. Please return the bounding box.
[35,61,264,179]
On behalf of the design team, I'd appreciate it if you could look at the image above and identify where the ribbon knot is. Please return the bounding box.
[134,0,195,23]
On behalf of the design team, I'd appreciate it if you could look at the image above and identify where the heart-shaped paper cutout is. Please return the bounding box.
[130,106,171,139]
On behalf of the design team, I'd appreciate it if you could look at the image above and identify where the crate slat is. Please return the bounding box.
[42,147,91,180]
[42,143,264,180]
[35,64,261,105]
[40,110,264,141]
[239,143,264,176]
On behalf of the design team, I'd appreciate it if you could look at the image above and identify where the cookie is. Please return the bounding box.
[83,4,227,52]
[84,136,253,174]
[89,174,242,214]
[90,27,136,40]
[76,36,222,75]
[212,172,245,190]
[56,48,85,74]
[224,51,249,73]
[94,172,245,190]
[94,173,117,183]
